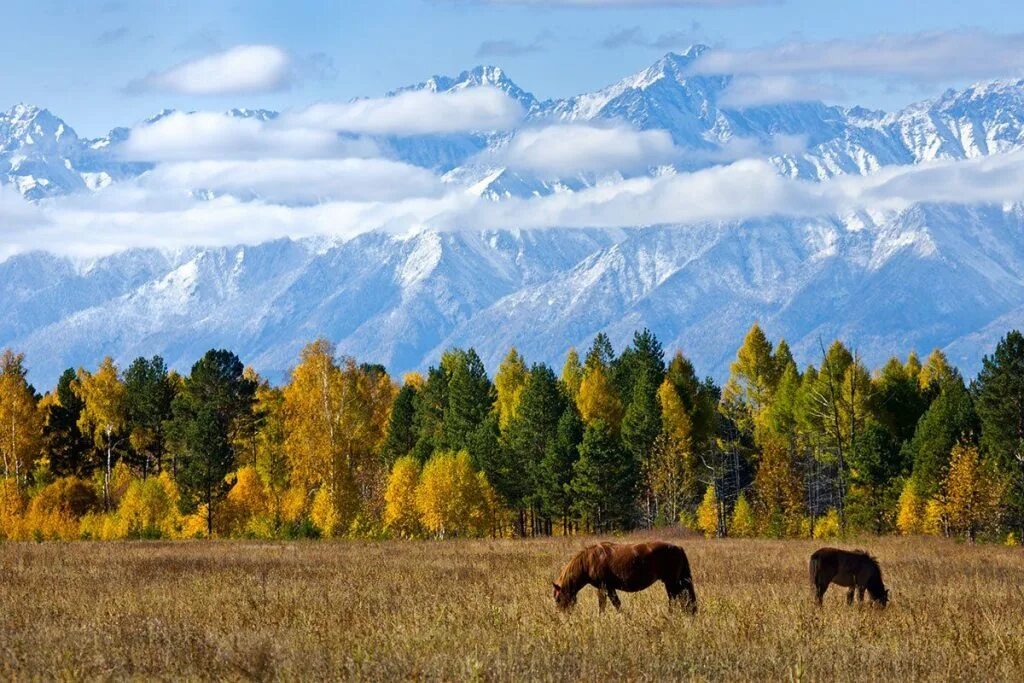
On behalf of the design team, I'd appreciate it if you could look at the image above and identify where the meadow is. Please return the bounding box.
[0,533,1021,680]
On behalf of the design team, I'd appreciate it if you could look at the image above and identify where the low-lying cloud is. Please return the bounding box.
[121,111,381,161]
[8,150,1024,258]
[285,88,525,136]
[495,124,678,176]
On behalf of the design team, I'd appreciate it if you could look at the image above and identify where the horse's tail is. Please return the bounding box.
[808,553,820,586]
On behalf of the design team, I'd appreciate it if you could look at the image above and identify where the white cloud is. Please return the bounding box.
[495,124,678,176]
[719,76,844,107]
[120,112,380,161]
[140,158,445,204]
[691,30,1024,82]
[15,148,1024,258]
[129,45,292,95]
[284,88,524,136]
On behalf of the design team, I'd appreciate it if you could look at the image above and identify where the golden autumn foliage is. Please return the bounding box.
[645,380,697,523]
[0,350,42,486]
[729,493,755,538]
[494,348,528,432]
[813,509,842,539]
[896,480,925,535]
[383,456,421,538]
[560,348,583,402]
[220,465,271,536]
[577,366,623,431]
[415,451,495,538]
[696,485,719,538]
[74,357,127,508]
[284,339,396,534]
[943,444,1005,541]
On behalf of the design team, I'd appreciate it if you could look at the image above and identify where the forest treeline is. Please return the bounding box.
[1,325,1023,544]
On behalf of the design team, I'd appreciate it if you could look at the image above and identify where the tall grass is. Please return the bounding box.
[0,533,1021,679]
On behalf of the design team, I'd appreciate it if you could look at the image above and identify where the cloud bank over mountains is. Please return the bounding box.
[6,38,1024,259]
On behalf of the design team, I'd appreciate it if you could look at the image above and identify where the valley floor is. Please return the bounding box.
[0,532,1021,680]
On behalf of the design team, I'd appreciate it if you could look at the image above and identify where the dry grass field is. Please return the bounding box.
[0,532,1022,681]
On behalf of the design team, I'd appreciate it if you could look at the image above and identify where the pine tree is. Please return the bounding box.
[42,368,93,478]
[613,328,665,403]
[870,356,926,443]
[584,333,615,373]
[504,363,566,534]
[570,419,637,532]
[538,403,583,533]
[722,323,778,424]
[904,376,977,499]
[973,330,1024,534]
[622,371,662,466]
[124,356,175,476]
[381,382,418,466]
[410,364,450,462]
[847,421,906,533]
[168,349,256,536]
[443,348,494,452]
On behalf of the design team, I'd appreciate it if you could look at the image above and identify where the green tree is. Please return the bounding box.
[538,403,583,533]
[613,328,666,404]
[503,364,566,534]
[42,368,93,478]
[973,330,1024,534]
[443,348,494,452]
[870,356,926,443]
[847,421,907,533]
[168,349,256,536]
[904,375,977,499]
[381,382,418,466]
[124,355,175,476]
[571,419,637,532]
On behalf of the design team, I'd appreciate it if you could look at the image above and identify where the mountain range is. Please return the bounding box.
[4,46,1024,386]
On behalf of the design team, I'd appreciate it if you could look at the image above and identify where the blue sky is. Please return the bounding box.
[6,0,1024,136]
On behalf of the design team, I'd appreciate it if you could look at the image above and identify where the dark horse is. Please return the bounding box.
[809,547,889,607]
[552,541,697,613]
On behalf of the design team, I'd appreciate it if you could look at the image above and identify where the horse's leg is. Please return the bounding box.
[597,587,608,613]
[857,586,865,604]
[815,582,828,606]
[846,587,855,606]
[607,588,622,611]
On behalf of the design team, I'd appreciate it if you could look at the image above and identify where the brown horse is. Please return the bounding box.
[552,541,697,613]
[809,547,889,607]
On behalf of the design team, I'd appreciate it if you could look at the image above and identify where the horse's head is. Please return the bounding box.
[552,582,576,611]
[876,586,889,607]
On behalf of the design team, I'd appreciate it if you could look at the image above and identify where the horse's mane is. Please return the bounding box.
[853,549,882,572]
[557,545,596,591]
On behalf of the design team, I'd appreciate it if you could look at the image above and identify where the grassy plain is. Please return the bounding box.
[0,532,1021,680]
